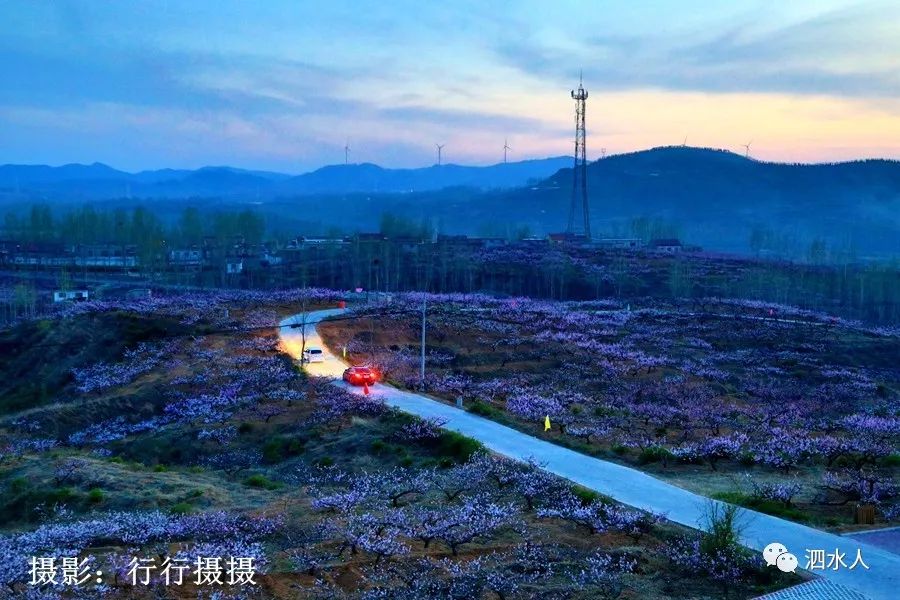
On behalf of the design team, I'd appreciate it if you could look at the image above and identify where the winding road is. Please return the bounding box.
[279,308,899,600]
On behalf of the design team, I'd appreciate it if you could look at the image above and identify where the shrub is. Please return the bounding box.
[572,486,601,506]
[738,453,756,466]
[238,422,254,434]
[9,477,29,493]
[262,436,307,463]
[435,431,484,463]
[44,487,77,504]
[638,446,673,465]
[243,474,279,490]
[87,488,104,504]
[593,406,617,418]
[170,502,194,515]
[881,454,900,467]
[262,440,283,463]
[700,501,745,558]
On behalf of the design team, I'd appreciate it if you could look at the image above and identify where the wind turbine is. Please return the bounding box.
[600,147,607,159]
[503,138,511,164]
[344,139,351,165]
[435,143,445,166]
[741,140,753,158]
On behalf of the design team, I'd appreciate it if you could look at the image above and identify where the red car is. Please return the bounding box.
[342,365,380,386]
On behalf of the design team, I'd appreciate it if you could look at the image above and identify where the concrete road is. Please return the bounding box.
[847,527,900,556]
[279,308,900,600]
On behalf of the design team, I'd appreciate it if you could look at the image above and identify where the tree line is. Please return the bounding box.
[4,204,266,249]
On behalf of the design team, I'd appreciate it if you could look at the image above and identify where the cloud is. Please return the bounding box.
[0,40,355,115]
[1,0,897,169]
[376,105,553,133]
[494,2,900,98]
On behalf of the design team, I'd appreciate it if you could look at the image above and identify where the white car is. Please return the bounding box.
[302,347,325,363]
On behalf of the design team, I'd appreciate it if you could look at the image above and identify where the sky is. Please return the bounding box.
[1,0,899,172]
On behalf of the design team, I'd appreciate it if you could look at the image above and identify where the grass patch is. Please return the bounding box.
[170,502,194,515]
[712,491,810,523]
[467,400,501,418]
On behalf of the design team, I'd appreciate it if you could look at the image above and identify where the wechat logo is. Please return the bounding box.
[763,542,798,573]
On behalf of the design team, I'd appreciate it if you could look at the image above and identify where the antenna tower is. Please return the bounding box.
[567,73,591,239]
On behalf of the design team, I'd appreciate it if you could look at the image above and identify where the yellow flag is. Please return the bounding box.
[544,415,551,431]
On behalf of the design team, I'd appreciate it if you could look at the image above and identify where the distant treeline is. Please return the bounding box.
[3,204,899,325]
[4,204,682,247]
[4,204,266,247]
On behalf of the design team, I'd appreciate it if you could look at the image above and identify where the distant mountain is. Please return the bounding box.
[2,147,898,257]
[143,167,273,197]
[0,156,573,199]
[277,157,574,195]
[0,162,129,186]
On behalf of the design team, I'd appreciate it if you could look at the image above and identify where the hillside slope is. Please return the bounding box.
[472,147,900,255]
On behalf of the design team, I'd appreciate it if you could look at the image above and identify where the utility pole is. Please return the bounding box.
[420,294,426,389]
[299,295,308,363]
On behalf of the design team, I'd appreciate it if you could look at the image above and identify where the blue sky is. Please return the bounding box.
[1,0,898,172]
